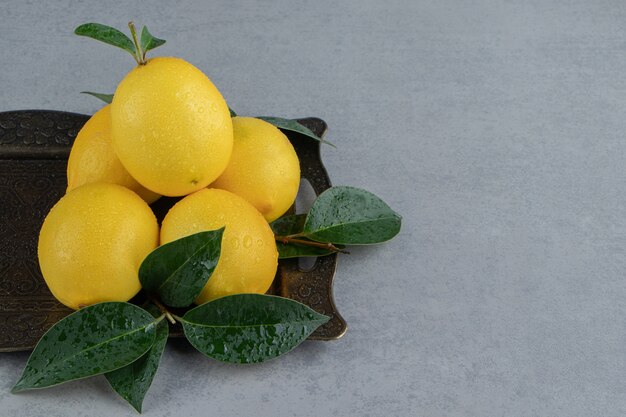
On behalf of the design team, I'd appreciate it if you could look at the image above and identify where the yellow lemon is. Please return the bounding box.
[211,117,300,222]
[111,56,233,197]
[38,183,159,309]
[66,105,160,203]
[160,188,278,304]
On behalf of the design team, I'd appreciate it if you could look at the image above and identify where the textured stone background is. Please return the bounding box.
[2,1,626,416]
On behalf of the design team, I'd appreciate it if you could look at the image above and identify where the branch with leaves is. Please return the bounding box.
[11,185,401,413]
[75,22,165,66]
[271,186,401,258]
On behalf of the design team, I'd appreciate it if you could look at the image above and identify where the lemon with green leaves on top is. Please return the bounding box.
[76,22,233,197]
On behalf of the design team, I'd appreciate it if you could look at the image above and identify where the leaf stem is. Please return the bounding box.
[170,313,185,323]
[149,297,176,324]
[128,21,144,65]
[275,235,349,254]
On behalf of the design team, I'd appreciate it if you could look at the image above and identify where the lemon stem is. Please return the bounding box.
[128,21,145,65]
[275,235,349,254]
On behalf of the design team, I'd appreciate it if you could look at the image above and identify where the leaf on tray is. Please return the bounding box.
[139,229,224,308]
[271,214,341,258]
[12,302,158,392]
[105,304,169,413]
[181,294,329,364]
[302,186,401,245]
[256,116,335,147]
[270,214,307,236]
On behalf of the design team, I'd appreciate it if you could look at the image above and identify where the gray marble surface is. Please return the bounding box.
[2,1,626,416]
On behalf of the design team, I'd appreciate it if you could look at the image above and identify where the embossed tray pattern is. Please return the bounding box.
[0,110,346,352]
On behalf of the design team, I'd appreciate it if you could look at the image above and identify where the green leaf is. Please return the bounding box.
[105,304,168,413]
[140,26,166,53]
[271,214,341,258]
[270,213,307,236]
[229,107,237,117]
[302,186,401,245]
[81,91,114,104]
[12,302,157,392]
[74,23,136,57]
[139,229,224,308]
[181,294,329,364]
[256,116,335,147]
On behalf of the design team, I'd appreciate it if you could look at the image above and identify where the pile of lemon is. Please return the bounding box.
[38,53,301,310]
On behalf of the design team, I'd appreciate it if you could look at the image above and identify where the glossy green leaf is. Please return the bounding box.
[271,214,307,236]
[105,304,168,413]
[81,91,113,104]
[271,214,340,258]
[181,294,329,364]
[74,23,136,57]
[302,186,401,244]
[140,26,166,53]
[12,302,157,392]
[256,116,335,147]
[139,229,224,308]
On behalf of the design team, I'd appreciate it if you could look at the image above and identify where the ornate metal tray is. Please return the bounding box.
[0,110,346,352]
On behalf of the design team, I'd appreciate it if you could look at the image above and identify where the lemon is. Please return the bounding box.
[110,56,233,197]
[38,183,159,309]
[66,105,160,203]
[160,188,278,304]
[211,117,300,222]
